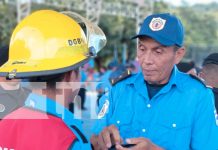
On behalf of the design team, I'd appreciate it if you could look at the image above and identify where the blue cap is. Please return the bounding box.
[133,13,184,47]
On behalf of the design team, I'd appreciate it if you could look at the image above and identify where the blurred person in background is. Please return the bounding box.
[96,60,119,105]
[0,10,106,149]
[125,61,137,73]
[69,67,88,112]
[100,60,119,89]
[176,61,197,76]
[199,53,218,111]
[77,67,88,110]
[96,64,132,106]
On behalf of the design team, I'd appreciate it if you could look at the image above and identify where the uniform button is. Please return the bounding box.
[142,129,146,132]
[117,120,120,124]
[147,104,151,108]
[172,123,177,128]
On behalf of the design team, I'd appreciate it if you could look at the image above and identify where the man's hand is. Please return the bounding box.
[115,137,163,150]
[91,125,122,150]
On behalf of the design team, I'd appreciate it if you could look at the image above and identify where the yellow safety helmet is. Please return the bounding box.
[0,10,106,79]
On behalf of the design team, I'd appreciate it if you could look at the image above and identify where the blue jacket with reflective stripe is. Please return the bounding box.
[25,93,91,150]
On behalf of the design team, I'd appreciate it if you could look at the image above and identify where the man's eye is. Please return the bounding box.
[138,46,145,51]
[155,49,163,54]
[139,48,145,51]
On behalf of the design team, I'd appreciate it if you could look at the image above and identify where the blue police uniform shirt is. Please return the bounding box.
[25,93,91,150]
[92,66,218,150]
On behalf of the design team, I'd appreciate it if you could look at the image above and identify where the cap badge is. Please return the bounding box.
[149,17,166,31]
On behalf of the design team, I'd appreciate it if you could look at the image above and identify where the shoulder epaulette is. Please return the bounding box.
[189,74,212,88]
[110,69,132,86]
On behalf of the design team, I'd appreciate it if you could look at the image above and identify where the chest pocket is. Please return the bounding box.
[150,112,192,149]
[109,108,134,139]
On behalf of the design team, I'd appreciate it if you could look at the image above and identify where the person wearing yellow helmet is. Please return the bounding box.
[0,10,106,150]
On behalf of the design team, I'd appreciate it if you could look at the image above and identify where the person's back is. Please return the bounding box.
[0,106,76,150]
[0,10,106,149]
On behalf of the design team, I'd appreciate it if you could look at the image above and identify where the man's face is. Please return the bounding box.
[137,37,185,84]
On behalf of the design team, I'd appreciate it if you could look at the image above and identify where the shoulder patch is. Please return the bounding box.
[189,74,212,88]
[97,100,109,119]
[109,69,132,86]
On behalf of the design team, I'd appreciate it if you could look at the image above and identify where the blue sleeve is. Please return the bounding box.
[91,87,114,135]
[70,141,92,150]
[191,88,218,149]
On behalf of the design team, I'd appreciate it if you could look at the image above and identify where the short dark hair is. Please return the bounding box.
[173,45,181,51]
[203,53,218,66]
[177,61,195,73]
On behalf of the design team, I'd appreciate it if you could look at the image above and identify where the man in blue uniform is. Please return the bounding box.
[91,13,218,150]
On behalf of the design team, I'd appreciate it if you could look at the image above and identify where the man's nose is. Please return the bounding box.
[142,52,153,65]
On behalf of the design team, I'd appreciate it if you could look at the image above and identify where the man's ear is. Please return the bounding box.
[175,46,186,64]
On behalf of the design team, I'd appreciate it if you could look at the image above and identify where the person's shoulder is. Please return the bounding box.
[189,74,212,89]
[104,73,137,102]
[178,72,210,89]
[9,107,75,134]
[4,107,59,123]
[186,74,204,84]
[111,71,138,87]
[1,107,76,148]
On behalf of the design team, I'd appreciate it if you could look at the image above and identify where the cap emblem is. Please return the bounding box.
[149,17,166,31]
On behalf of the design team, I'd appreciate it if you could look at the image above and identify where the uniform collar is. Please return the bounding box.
[24,93,82,128]
[126,65,183,99]
[159,66,183,93]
